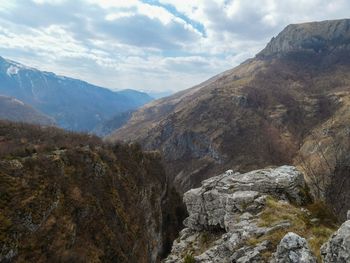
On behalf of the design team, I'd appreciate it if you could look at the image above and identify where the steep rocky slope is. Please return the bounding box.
[0,121,184,262]
[92,110,134,137]
[109,19,350,217]
[0,95,54,126]
[258,19,350,57]
[165,166,339,263]
[0,56,152,132]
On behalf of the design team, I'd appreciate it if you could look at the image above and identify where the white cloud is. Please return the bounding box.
[87,0,138,9]
[0,0,349,93]
[137,3,174,24]
[32,0,67,4]
[105,12,135,21]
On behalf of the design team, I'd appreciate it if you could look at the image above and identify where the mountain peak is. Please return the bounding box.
[258,19,350,57]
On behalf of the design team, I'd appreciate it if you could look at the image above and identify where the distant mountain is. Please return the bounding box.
[0,95,54,125]
[109,19,350,219]
[0,57,153,131]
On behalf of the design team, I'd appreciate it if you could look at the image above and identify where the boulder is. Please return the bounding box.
[270,232,316,263]
[165,166,311,263]
[321,220,350,262]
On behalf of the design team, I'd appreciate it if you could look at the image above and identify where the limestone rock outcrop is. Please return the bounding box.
[164,166,317,263]
[183,166,307,233]
[321,220,350,262]
[258,19,350,57]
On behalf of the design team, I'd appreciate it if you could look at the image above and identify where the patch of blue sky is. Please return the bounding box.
[140,0,207,37]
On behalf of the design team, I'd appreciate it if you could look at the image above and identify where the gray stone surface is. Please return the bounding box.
[321,220,350,263]
[164,166,310,263]
[270,232,316,263]
[183,165,306,232]
[258,19,350,57]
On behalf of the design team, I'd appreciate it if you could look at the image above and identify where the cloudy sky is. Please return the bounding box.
[0,0,348,95]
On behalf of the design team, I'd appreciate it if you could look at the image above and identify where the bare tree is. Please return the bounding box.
[298,131,334,199]
[298,128,350,219]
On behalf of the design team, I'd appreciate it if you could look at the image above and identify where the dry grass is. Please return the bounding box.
[252,197,338,261]
[183,254,195,263]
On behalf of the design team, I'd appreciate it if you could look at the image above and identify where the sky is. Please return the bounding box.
[0,0,349,95]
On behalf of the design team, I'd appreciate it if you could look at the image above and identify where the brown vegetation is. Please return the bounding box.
[252,197,337,261]
[0,120,185,262]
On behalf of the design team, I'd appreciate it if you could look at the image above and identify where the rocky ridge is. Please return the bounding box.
[258,19,350,57]
[165,166,340,263]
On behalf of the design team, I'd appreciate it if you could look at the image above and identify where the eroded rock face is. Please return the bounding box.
[321,220,350,263]
[164,166,312,263]
[183,166,307,232]
[258,19,350,57]
[270,232,316,263]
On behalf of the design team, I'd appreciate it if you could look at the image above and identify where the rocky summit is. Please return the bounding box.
[165,166,342,263]
[258,19,350,57]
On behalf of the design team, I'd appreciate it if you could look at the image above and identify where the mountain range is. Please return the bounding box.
[109,19,350,219]
[0,57,153,132]
[2,18,350,263]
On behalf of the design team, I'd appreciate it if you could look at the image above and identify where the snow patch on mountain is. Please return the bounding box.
[11,98,25,106]
[6,65,19,76]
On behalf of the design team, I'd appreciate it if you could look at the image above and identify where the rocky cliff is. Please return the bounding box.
[0,121,184,262]
[258,19,350,57]
[165,166,343,263]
